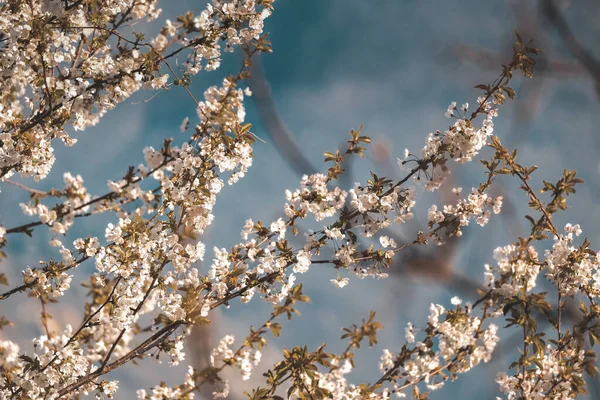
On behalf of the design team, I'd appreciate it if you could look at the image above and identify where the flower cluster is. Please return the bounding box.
[544,224,600,296]
[348,182,416,237]
[482,244,541,298]
[0,339,20,370]
[295,359,390,400]
[442,101,497,164]
[378,300,499,396]
[23,265,73,298]
[496,344,586,400]
[136,366,196,399]
[0,0,271,182]
[400,95,501,192]
[210,335,262,381]
[14,171,96,233]
[6,325,119,400]
[285,173,347,221]
[427,187,503,240]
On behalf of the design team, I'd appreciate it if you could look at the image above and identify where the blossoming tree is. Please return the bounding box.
[0,1,598,399]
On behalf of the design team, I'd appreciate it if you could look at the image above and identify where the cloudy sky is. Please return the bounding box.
[2,0,600,398]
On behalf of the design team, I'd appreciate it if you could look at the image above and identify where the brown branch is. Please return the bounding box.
[249,56,318,176]
[3,179,48,195]
[542,0,600,96]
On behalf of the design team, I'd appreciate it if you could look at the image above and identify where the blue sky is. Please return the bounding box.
[2,0,600,398]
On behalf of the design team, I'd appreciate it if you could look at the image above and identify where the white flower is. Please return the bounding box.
[270,218,286,239]
[379,235,397,248]
[107,180,123,193]
[405,322,416,343]
[179,117,189,132]
[241,219,254,240]
[445,101,457,118]
[564,223,582,236]
[294,250,311,273]
[493,196,503,214]
[379,349,394,372]
[330,277,349,288]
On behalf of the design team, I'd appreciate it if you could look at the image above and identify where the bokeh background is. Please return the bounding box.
[2,0,600,398]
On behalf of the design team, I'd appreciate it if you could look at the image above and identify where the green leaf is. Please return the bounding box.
[270,323,282,337]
